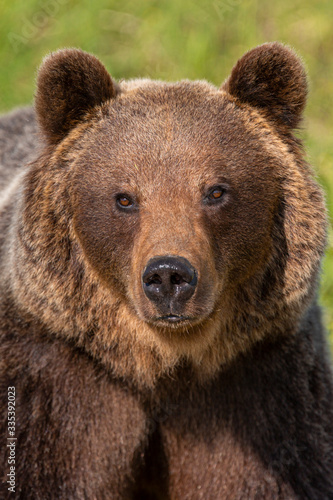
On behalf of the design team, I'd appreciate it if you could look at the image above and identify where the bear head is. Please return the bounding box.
[10,43,326,386]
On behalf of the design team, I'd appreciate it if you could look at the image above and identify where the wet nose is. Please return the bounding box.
[142,256,197,310]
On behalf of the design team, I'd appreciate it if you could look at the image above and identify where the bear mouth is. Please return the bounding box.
[154,314,195,324]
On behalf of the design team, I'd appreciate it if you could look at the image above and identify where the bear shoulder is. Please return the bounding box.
[0,107,38,190]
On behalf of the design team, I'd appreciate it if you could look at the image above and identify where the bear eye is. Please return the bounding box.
[116,194,135,210]
[205,185,228,205]
[210,188,224,200]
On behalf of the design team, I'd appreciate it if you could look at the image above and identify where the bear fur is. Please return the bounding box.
[0,43,333,499]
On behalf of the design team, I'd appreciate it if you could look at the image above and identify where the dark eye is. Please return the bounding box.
[205,185,228,205]
[116,194,135,210]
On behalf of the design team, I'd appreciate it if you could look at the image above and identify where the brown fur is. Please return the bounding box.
[0,43,332,499]
[35,49,117,144]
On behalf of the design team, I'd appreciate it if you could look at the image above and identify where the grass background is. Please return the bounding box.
[0,0,332,348]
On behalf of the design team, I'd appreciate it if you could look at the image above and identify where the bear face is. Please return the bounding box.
[9,44,326,387]
[72,85,279,322]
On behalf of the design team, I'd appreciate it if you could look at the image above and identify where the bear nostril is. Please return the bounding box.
[170,273,185,285]
[146,274,162,286]
[142,256,197,311]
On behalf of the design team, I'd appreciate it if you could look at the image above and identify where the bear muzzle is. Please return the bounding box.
[142,255,198,322]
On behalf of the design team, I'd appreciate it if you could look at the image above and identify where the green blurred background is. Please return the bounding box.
[0,0,332,347]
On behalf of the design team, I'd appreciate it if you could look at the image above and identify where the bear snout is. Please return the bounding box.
[142,256,197,320]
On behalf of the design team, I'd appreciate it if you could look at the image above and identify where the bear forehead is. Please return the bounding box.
[113,79,244,130]
[104,79,281,159]
[73,81,282,192]
[119,78,219,101]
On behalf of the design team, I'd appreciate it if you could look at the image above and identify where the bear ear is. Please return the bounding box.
[222,42,307,129]
[35,49,117,144]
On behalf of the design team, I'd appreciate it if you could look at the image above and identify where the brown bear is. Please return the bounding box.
[0,42,333,499]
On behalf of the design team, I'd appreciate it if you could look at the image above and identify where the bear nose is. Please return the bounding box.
[142,256,197,310]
